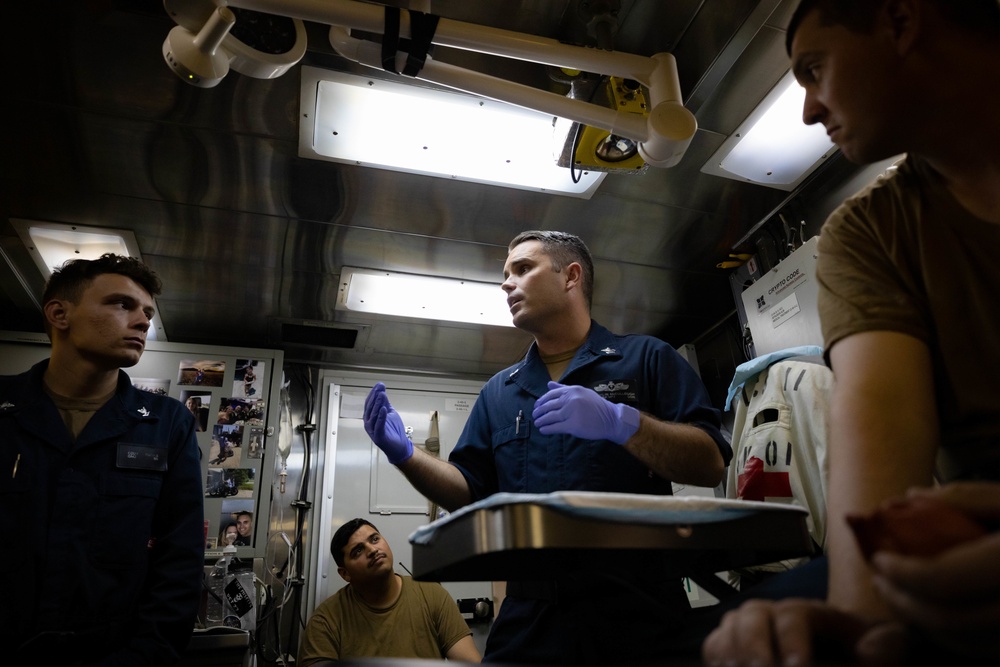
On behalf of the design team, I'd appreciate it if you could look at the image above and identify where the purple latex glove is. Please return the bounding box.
[363,382,413,464]
[532,381,640,444]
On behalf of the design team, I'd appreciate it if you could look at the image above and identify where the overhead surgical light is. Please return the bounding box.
[10,219,168,341]
[162,1,307,88]
[554,76,650,176]
[162,0,699,177]
[701,70,837,190]
[596,135,639,163]
[162,5,236,88]
[336,267,514,328]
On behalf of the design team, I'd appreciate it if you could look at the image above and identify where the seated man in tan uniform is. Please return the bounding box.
[298,518,481,664]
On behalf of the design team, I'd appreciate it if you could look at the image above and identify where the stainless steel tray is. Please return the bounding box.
[410,493,813,582]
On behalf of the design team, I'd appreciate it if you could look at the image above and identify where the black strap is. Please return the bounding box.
[402,10,440,77]
[381,6,400,73]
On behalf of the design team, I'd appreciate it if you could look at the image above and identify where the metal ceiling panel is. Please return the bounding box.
[1,0,872,380]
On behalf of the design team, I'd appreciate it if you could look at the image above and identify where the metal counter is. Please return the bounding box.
[410,492,813,582]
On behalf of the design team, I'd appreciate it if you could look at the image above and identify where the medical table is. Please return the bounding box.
[409,491,812,600]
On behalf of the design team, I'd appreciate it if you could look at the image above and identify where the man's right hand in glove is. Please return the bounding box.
[363,382,413,464]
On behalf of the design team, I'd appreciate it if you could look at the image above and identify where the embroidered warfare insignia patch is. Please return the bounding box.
[590,379,638,404]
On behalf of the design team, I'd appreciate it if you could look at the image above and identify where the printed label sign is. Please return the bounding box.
[447,398,472,413]
[770,293,801,329]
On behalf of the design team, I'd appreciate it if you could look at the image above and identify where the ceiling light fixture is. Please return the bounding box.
[162,5,236,88]
[11,219,168,341]
[336,267,514,328]
[300,67,605,197]
[162,1,308,88]
[701,70,837,190]
[164,0,700,183]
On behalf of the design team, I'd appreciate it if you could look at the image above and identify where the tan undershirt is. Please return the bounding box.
[44,385,116,441]
[539,348,579,381]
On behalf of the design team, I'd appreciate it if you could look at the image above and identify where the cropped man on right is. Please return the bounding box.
[703,1,1000,664]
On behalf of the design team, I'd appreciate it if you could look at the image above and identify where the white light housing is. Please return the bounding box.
[162,0,307,84]
[11,219,167,341]
[336,267,514,328]
[701,70,837,190]
[299,67,606,198]
[162,6,236,89]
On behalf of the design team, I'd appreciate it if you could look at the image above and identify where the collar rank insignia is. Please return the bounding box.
[600,347,618,355]
[137,407,150,417]
[0,401,14,411]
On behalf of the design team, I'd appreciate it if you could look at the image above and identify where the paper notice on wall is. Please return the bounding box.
[770,292,801,329]
[447,398,473,413]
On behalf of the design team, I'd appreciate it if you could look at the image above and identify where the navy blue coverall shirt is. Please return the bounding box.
[448,321,732,664]
[1,360,204,666]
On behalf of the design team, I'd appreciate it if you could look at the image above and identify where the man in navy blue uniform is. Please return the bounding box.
[1,254,204,665]
[364,231,731,664]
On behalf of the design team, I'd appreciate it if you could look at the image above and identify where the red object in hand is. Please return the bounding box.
[846,495,988,561]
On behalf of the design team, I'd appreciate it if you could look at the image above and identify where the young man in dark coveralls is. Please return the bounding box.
[2,254,204,665]
[364,230,731,664]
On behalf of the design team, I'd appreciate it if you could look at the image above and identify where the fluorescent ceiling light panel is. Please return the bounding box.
[299,66,605,198]
[26,226,131,263]
[11,219,167,341]
[701,70,837,190]
[337,267,514,328]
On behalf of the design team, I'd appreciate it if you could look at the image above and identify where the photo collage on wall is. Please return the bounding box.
[132,377,171,396]
[167,358,267,551]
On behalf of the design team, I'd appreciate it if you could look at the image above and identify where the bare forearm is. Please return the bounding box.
[622,414,724,488]
[826,333,939,616]
[826,398,936,615]
[445,635,482,662]
[396,447,473,512]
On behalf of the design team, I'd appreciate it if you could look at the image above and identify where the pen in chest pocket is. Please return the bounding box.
[516,410,523,435]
